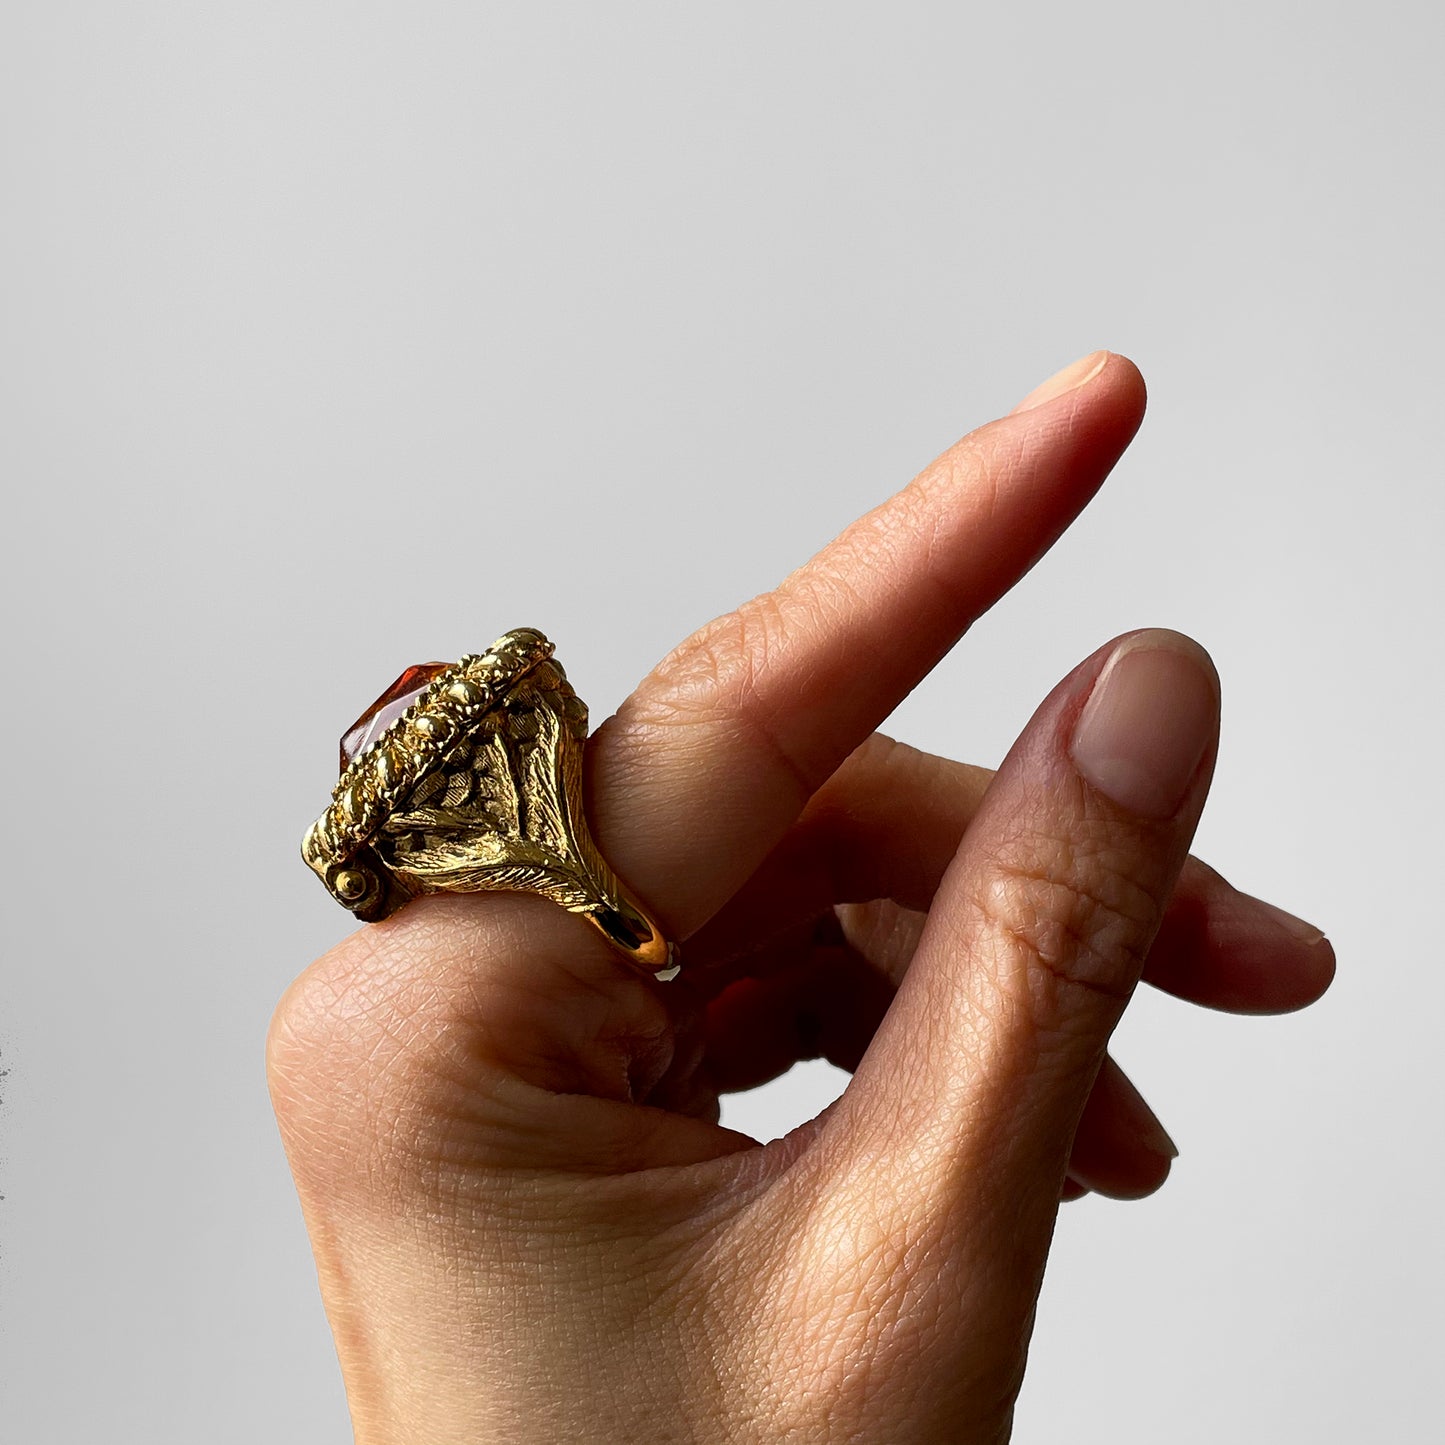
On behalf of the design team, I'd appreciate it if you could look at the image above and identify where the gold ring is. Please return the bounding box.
[301,628,679,981]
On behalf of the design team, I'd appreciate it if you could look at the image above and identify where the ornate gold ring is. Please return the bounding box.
[301,628,679,981]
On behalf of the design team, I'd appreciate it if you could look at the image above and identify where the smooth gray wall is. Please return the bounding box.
[2,4,1440,1441]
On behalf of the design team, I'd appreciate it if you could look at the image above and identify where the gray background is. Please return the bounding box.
[2,3,1440,1441]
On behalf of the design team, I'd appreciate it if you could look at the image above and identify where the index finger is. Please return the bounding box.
[589,350,1148,940]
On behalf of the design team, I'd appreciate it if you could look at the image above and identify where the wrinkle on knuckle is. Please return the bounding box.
[966,831,1160,1020]
[860,431,1024,614]
[270,911,695,1202]
[930,431,1015,521]
[623,592,821,800]
[642,594,787,717]
[267,934,384,1094]
[267,925,524,1165]
[267,940,439,1139]
[888,480,963,601]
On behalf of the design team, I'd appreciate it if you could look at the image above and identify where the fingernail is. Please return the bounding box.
[1107,1063,1180,1161]
[1248,896,1328,947]
[1135,1109,1180,1162]
[1071,630,1219,819]
[1013,350,1111,413]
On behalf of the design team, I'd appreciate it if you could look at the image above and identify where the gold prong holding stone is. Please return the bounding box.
[301,629,679,982]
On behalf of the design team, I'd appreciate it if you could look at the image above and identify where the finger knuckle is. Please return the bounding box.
[924,429,1015,527]
[621,591,819,798]
[967,826,1161,1021]
[641,594,789,720]
[265,934,447,1177]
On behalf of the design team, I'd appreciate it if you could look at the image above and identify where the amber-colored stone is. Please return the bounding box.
[340,663,448,772]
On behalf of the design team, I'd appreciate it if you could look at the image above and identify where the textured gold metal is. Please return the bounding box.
[302,628,679,981]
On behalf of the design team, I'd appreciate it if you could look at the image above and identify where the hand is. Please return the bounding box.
[268,352,1333,1444]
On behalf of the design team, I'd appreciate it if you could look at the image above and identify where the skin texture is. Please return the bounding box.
[268,353,1334,1443]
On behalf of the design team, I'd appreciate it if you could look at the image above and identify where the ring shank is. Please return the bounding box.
[585,896,680,981]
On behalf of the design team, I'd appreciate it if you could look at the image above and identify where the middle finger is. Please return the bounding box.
[686,734,1334,1014]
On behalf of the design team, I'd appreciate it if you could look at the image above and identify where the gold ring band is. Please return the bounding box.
[301,629,679,981]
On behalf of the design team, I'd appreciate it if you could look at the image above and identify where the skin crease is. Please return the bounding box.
[268,354,1335,1444]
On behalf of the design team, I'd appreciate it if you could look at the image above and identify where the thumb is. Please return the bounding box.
[812,629,1218,1330]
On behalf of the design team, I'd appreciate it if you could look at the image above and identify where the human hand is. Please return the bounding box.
[268,353,1333,1443]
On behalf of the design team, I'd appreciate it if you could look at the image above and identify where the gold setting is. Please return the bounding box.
[302,628,678,981]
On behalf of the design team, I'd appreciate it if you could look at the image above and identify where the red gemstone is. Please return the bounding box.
[340,663,448,772]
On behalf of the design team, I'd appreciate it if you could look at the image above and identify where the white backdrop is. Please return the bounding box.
[2,4,1440,1441]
